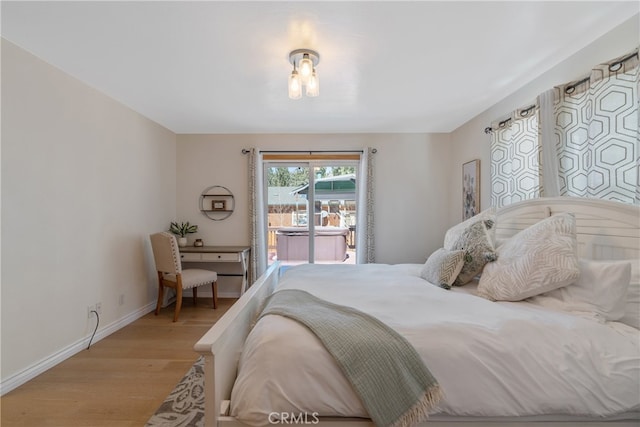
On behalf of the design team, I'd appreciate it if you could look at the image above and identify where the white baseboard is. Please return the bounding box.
[0,301,156,396]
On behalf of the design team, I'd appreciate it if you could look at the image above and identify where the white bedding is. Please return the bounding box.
[230,263,640,425]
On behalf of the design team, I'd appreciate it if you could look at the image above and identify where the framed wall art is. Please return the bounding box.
[462,159,480,220]
[211,200,227,211]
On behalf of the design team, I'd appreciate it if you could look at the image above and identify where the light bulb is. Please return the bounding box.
[288,70,302,99]
[306,68,319,97]
[299,53,313,85]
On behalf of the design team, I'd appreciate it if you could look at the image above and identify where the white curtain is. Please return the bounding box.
[356,147,375,263]
[538,89,560,197]
[552,49,639,204]
[248,148,267,281]
[489,107,542,208]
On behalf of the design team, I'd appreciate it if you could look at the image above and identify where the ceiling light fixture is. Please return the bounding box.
[288,49,320,99]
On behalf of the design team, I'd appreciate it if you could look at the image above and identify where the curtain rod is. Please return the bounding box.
[484,50,639,134]
[484,104,536,134]
[241,149,377,154]
[564,52,638,94]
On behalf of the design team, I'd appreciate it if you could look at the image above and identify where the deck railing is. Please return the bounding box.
[268,226,356,250]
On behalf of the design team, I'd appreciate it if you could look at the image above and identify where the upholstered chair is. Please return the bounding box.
[149,232,218,322]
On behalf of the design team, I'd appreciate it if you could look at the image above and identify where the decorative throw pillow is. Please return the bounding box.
[444,207,497,249]
[420,248,466,290]
[477,213,580,302]
[445,220,497,286]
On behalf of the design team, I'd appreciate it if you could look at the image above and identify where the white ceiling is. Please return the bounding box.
[2,1,638,134]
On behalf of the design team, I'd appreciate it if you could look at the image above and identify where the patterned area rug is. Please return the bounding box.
[146,357,206,427]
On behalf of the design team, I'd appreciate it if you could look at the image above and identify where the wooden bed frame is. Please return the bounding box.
[194,197,640,427]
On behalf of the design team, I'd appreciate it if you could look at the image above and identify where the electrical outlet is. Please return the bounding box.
[118,294,125,306]
[95,302,102,315]
[87,305,95,318]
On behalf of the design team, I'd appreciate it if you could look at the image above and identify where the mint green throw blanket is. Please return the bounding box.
[259,289,442,427]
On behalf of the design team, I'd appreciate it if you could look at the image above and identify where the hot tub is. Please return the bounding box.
[276,227,349,261]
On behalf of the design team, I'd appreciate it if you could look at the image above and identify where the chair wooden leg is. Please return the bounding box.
[212,280,218,309]
[174,276,183,322]
[193,287,198,306]
[155,272,164,316]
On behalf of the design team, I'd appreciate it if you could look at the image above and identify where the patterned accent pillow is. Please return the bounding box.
[444,220,497,286]
[477,213,580,302]
[444,207,497,249]
[420,248,466,290]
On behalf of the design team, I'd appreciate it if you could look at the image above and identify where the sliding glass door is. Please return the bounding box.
[265,160,358,266]
[266,163,310,265]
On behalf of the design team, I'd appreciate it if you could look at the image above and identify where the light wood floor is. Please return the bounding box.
[1,297,236,427]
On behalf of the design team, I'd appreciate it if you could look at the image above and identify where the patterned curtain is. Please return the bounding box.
[553,49,639,204]
[356,147,375,263]
[248,148,267,281]
[489,106,542,208]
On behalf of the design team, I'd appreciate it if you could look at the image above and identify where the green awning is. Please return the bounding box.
[291,174,356,200]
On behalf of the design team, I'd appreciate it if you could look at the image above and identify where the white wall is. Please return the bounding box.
[176,133,452,294]
[447,15,640,225]
[1,39,177,392]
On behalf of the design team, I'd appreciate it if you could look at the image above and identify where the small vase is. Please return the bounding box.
[178,237,187,247]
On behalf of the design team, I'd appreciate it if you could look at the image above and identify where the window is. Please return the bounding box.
[265,159,359,266]
[248,149,375,280]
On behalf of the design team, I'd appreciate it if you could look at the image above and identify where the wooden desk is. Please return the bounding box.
[179,246,250,294]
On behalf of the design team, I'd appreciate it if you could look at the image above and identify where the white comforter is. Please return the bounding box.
[231,264,640,425]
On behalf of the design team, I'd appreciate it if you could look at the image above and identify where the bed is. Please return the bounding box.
[194,197,640,427]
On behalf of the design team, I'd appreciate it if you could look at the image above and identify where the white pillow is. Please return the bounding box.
[477,213,579,301]
[528,259,631,322]
[619,259,640,329]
